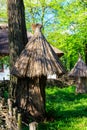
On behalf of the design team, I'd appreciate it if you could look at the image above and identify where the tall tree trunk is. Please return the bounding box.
[7,0,28,97]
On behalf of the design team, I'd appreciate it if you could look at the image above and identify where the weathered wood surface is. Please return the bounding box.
[0,98,40,130]
[0,98,21,130]
[75,77,87,93]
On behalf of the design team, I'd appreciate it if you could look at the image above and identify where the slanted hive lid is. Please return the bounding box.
[11,23,66,78]
[69,57,87,78]
[51,45,64,57]
[27,31,64,58]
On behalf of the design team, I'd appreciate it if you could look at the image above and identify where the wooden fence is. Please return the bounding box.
[0,98,38,130]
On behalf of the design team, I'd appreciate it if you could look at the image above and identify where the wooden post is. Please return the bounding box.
[8,98,13,116]
[17,113,22,130]
[29,122,38,130]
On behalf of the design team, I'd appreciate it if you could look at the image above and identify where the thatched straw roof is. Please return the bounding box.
[0,24,9,56]
[69,56,87,77]
[51,46,64,57]
[27,31,64,58]
[11,24,66,78]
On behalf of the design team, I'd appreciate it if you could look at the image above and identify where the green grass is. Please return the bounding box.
[22,86,87,130]
[38,86,87,130]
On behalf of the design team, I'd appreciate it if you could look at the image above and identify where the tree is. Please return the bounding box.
[24,0,87,70]
[7,0,28,98]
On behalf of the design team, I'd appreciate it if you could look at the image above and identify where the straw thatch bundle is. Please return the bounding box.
[69,56,87,93]
[27,32,64,58]
[69,56,87,78]
[11,24,65,78]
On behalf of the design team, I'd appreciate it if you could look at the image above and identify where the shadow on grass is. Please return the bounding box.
[40,106,87,130]
[47,105,87,120]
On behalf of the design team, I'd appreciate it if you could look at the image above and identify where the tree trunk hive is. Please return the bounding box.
[69,56,87,93]
[11,24,66,119]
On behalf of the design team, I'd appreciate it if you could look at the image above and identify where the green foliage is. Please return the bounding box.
[22,125,28,130]
[0,56,10,67]
[0,0,7,23]
[3,90,8,99]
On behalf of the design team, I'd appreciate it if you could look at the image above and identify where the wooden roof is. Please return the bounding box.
[0,24,9,56]
[69,57,87,77]
[11,24,66,78]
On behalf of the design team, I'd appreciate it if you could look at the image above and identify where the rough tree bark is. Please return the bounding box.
[7,0,28,97]
[16,76,46,120]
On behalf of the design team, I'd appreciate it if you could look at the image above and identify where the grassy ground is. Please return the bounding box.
[23,86,87,130]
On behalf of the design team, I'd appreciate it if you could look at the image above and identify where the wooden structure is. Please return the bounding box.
[0,97,38,130]
[69,56,87,93]
[0,98,19,130]
[0,24,9,56]
[11,24,66,119]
